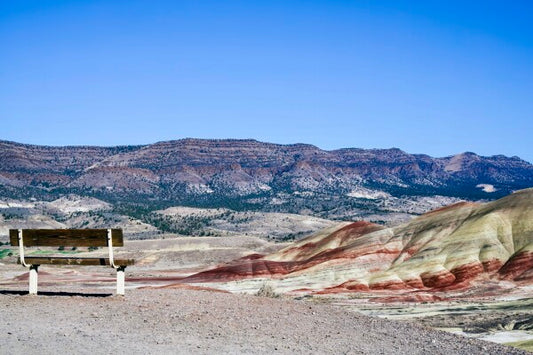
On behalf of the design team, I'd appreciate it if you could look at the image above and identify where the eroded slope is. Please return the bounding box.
[183,189,533,297]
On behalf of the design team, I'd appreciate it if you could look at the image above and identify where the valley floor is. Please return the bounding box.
[0,235,531,354]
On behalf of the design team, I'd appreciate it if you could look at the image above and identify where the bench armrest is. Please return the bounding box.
[17,229,30,267]
[107,228,119,269]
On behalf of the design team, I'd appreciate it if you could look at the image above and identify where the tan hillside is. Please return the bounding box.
[182,189,533,298]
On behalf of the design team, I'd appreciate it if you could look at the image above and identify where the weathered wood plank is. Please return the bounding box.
[18,256,135,266]
[9,229,123,247]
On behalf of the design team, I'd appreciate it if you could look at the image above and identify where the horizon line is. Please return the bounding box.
[0,137,530,163]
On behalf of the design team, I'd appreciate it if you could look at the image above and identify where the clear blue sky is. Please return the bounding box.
[1,1,532,162]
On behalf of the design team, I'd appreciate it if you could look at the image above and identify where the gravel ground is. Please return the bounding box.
[0,288,528,355]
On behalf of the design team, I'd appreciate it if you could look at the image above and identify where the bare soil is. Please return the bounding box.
[1,235,531,354]
[0,287,528,355]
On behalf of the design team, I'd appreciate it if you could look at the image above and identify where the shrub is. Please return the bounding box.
[255,282,280,298]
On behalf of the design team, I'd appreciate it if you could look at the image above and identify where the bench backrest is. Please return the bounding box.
[9,229,124,247]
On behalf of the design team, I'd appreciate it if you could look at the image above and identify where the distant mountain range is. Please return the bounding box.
[0,139,531,222]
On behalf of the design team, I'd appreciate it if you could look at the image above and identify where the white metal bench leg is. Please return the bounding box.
[117,266,126,295]
[29,265,39,295]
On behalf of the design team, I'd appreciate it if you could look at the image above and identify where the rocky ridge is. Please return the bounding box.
[1,139,531,222]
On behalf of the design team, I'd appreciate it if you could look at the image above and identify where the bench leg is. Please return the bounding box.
[29,265,39,295]
[117,266,126,295]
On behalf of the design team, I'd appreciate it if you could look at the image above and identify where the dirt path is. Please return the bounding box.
[0,288,527,354]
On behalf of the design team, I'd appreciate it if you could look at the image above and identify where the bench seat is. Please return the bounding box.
[19,256,135,266]
[10,228,134,295]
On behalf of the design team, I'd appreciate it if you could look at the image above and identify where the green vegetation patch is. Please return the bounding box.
[0,248,13,259]
[504,339,533,352]
[29,249,82,255]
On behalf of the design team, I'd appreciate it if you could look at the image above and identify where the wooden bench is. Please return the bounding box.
[9,229,134,295]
